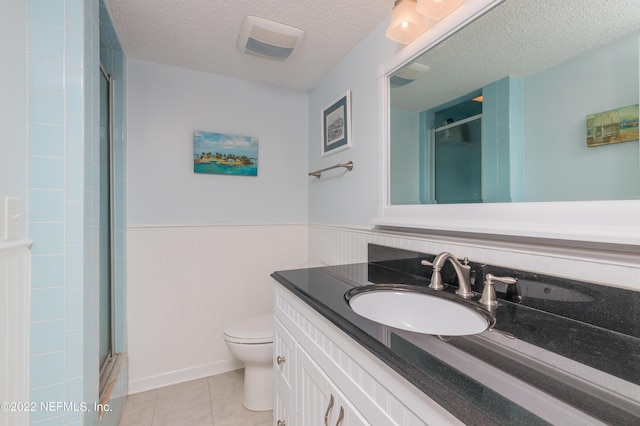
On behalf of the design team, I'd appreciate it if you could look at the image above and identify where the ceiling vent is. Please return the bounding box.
[389,62,431,87]
[237,16,305,61]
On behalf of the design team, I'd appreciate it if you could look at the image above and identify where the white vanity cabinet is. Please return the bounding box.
[273,282,463,426]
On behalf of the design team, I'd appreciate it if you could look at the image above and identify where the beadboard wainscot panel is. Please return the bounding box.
[309,224,640,292]
[126,224,308,393]
[0,240,31,426]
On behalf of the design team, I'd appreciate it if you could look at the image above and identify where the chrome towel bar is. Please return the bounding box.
[308,161,353,179]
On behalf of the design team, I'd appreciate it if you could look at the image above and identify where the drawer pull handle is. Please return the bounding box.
[276,356,286,365]
[277,421,286,426]
[324,394,334,425]
[336,406,345,426]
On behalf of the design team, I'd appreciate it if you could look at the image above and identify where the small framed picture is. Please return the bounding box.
[321,90,351,156]
[586,104,638,147]
[193,131,258,176]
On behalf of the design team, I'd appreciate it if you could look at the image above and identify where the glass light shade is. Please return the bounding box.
[386,0,429,45]
[416,0,464,21]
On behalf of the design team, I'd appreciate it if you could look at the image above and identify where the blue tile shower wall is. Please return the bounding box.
[481,77,524,203]
[27,0,127,424]
[27,0,73,424]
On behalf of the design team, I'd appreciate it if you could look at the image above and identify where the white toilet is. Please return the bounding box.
[223,313,274,411]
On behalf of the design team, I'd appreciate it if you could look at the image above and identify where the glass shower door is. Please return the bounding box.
[433,115,482,204]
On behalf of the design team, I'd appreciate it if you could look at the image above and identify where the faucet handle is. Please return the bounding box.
[421,259,443,290]
[479,273,517,308]
[421,259,443,272]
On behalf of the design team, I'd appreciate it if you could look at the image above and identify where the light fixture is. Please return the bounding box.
[416,0,464,21]
[386,0,430,45]
[386,0,465,44]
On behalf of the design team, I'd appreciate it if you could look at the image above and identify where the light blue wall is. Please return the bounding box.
[308,19,398,225]
[390,107,420,204]
[524,32,640,202]
[26,0,127,424]
[126,59,309,227]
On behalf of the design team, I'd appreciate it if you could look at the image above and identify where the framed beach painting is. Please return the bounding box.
[586,104,639,147]
[194,131,258,176]
[321,90,351,156]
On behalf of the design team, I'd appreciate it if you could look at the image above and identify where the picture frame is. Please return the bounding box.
[321,90,351,156]
[586,104,639,147]
[193,131,258,176]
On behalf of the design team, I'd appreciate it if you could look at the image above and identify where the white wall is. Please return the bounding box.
[127,59,309,226]
[0,1,27,240]
[127,224,308,393]
[126,60,310,391]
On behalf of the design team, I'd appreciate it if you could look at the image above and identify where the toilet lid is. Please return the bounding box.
[224,314,273,344]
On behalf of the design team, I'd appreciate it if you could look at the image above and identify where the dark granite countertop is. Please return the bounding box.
[272,257,640,426]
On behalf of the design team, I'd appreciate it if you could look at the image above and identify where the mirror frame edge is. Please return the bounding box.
[375,0,640,246]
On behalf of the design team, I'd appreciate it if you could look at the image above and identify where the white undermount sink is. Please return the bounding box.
[345,284,495,336]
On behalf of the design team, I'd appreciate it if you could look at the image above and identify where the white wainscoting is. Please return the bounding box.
[126,224,308,394]
[126,223,639,394]
[309,224,640,291]
[0,240,31,426]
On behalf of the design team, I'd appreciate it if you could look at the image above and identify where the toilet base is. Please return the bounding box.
[243,364,274,411]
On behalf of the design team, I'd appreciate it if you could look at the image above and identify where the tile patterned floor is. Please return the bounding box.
[118,370,272,426]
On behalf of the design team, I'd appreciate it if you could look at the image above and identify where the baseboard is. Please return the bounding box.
[128,358,243,395]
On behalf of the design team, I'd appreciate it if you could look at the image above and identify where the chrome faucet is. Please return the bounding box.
[421,252,473,298]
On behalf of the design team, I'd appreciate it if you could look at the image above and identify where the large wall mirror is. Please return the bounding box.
[377,0,640,245]
[389,0,640,205]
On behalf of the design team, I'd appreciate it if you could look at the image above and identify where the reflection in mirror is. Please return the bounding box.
[389,0,640,205]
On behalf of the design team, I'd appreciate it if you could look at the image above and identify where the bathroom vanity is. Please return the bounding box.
[271,245,640,425]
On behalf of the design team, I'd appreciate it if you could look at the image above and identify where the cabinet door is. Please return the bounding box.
[275,391,294,426]
[275,319,296,425]
[297,346,368,426]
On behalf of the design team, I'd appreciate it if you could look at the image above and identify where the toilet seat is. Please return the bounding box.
[223,314,273,344]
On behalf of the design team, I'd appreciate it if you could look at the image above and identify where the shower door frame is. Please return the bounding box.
[99,63,116,376]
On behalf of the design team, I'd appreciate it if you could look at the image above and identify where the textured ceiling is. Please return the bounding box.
[104,0,392,91]
[391,0,640,111]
